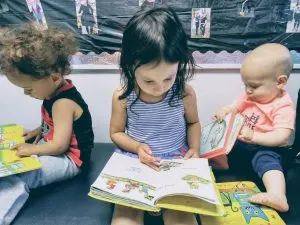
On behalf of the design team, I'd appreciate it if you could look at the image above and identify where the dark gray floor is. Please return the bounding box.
[13,143,300,225]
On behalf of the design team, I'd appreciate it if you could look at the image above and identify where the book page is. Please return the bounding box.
[91,152,159,207]
[225,113,244,154]
[155,158,218,205]
[0,124,42,177]
[200,113,233,155]
[0,125,24,149]
[0,150,42,177]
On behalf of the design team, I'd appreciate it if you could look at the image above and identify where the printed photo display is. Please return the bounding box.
[25,0,48,30]
[191,8,211,39]
[286,0,300,33]
[75,0,99,34]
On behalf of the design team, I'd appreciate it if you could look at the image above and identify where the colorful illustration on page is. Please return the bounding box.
[159,161,182,171]
[182,175,210,189]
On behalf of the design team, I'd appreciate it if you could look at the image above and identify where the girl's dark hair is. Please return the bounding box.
[119,7,195,105]
[0,23,77,79]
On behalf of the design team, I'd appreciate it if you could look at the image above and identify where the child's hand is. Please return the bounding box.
[137,143,161,171]
[11,143,36,157]
[23,128,42,144]
[214,107,230,122]
[183,148,200,159]
[238,126,254,143]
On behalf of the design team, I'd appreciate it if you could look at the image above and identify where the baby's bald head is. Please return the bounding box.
[241,43,293,80]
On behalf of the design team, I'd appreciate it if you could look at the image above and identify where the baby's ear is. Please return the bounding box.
[277,75,288,88]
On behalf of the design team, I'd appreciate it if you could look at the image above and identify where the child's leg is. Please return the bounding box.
[249,151,289,212]
[0,154,79,224]
[111,205,144,225]
[249,170,288,212]
[163,209,197,225]
[0,175,29,225]
[26,154,80,187]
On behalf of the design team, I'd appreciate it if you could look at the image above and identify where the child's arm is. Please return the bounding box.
[12,99,80,156]
[23,126,42,143]
[110,89,140,152]
[183,85,201,159]
[110,89,160,170]
[214,103,238,122]
[253,129,292,146]
[239,101,295,147]
[239,127,292,147]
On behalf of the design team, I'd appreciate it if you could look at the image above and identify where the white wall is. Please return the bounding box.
[0,70,299,143]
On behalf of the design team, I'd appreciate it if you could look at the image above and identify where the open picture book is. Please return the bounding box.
[200,181,286,225]
[89,152,225,216]
[200,112,245,159]
[0,124,42,177]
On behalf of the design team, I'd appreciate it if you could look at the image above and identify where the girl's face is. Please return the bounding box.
[6,72,63,100]
[135,60,178,101]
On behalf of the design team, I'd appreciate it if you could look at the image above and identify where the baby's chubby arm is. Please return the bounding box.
[12,99,78,156]
[240,102,295,147]
[214,102,238,122]
[110,89,161,171]
[240,127,292,147]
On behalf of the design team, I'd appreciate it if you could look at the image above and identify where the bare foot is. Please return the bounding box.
[248,193,289,212]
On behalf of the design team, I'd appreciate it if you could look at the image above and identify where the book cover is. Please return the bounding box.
[89,152,224,216]
[200,112,244,159]
[201,181,286,225]
[0,124,42,177]
[0,124,25,149]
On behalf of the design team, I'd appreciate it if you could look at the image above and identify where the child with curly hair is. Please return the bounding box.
[0,24,94,224]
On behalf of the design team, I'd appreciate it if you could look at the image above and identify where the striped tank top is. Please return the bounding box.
[125,89,187,155]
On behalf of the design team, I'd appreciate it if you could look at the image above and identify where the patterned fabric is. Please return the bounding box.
[116,88,187,158]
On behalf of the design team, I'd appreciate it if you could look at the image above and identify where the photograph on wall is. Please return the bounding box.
[25,0,48,30]
[191,8,211,39]
[286,0,300,33]
[0,0,9,14]
[139,0,156,7]
[75,0,99,34]
[237,0,255,18]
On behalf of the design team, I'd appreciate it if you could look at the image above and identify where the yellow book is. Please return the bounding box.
[0,124,42,177]
[201,181,286,225]
[89,152,225,216]
[0,124,25,149]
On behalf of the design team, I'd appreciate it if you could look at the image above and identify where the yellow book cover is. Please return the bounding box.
[0,124,42,177]
[0,124,25,149]
[89,152,225,216]
[201,181,286,225]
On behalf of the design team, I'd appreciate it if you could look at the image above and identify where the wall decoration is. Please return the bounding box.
[191,8,211,38]
[75,0,99,34]
[25,0,47,30]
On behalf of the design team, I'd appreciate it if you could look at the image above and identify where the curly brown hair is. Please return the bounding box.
[0,24,77,79]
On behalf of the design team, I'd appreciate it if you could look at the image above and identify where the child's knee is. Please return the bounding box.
[251,151,283,178]
[112,205,144,225]
[163,210,197,225]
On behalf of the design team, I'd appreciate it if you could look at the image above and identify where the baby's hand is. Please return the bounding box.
[214,107,230,122]
[11,143,36,157]
[137,143,161,171]
[238,126,254,143]
[183,148,200,159]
